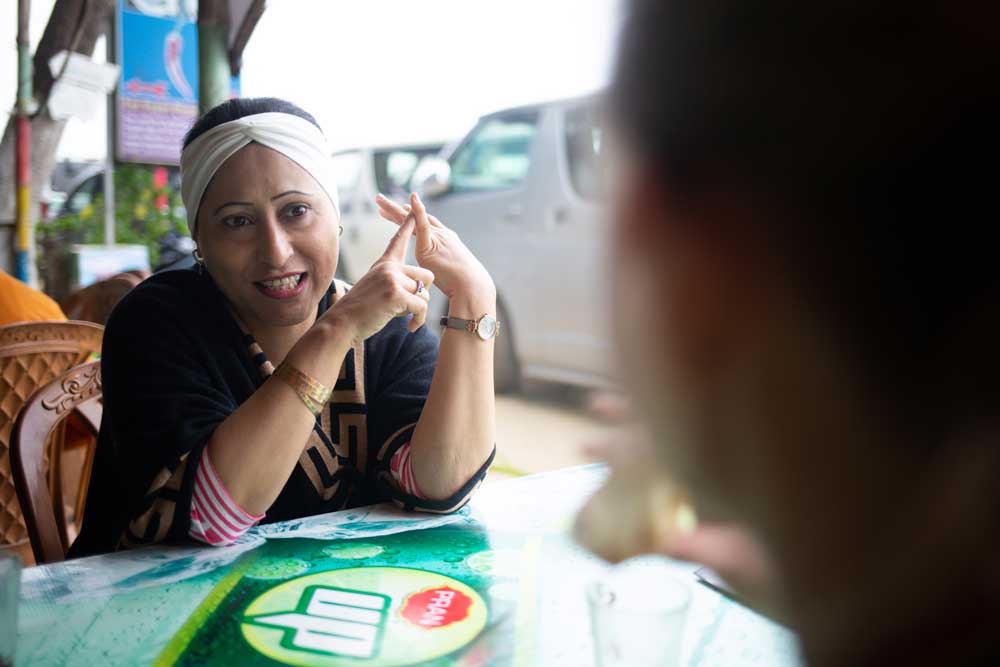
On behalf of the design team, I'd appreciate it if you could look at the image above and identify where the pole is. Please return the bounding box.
[14,0,32,282]
[198,0,231,114]
[103,15,115,245]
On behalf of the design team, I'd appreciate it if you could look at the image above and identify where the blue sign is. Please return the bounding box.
[115,0,240,165]
[121,4,199,102]
[70,244,150,290]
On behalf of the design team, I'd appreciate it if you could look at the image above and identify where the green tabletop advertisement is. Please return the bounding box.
[156,527,506,666]
[17,466,802,667]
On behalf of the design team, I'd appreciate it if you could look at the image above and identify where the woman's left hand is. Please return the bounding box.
[375,193,495,299]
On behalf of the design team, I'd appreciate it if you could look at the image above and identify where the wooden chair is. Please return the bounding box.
[62,271,148,326]
[10,361,102,564]
[0,321,104,561]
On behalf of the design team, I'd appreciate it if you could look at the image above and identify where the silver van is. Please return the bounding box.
[415,93,613,391]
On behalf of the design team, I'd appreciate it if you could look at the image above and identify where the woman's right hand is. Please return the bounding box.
[322,215,436,343]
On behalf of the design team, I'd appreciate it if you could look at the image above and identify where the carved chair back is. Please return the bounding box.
[62,271,146,325]
[11,361,102,564]
[0,321,104,553]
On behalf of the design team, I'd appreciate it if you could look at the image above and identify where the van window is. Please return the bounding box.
[63,174,103,215]
[374,147,441,197]
[450,114,538,192]
[564,105,606,201]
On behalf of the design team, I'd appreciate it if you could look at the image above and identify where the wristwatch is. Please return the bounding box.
[440,314,500,341]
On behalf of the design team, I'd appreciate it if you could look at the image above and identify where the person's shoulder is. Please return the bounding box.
[107,268,215,333]
[0,269,66,323]
[133,267,204,295]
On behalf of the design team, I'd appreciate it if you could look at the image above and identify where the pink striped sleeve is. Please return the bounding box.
[189,447,264,546]
[389,441,427,499]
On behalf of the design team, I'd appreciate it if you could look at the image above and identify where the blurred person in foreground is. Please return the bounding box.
[576,1,999,665]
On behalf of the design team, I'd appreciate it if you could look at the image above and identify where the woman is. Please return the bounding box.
[578,1,999,665]
[71,97,498,555]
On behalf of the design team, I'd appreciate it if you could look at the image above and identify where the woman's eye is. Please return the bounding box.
[223,215,252,228]
[286,204,310,218]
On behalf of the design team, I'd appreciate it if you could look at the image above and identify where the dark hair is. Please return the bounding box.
[183,97,322,149]
[612,0,999,440]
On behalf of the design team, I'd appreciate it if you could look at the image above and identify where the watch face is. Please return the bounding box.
[476,316,497,340]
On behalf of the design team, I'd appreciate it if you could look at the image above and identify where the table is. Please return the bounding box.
[16,465,802,666]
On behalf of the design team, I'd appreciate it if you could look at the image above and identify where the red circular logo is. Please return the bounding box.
[400,586,474,630]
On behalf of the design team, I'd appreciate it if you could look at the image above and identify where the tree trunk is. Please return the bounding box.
[0,0,116,274]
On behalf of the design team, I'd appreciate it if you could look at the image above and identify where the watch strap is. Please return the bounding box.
[440,316,477,333]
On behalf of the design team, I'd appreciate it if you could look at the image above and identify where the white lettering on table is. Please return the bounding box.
[247,587,388,658]
[420,589,456,627]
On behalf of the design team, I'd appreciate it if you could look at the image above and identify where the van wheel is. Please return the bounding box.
[494,301,519,393]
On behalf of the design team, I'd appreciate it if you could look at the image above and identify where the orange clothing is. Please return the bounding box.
[0,269,67,325]
[1,269,90,547]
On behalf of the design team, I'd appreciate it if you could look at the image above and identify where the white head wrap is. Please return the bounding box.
[179,112,340,238]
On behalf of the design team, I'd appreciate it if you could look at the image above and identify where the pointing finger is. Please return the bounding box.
[375,193,409,223]
[381,212,415,261]
[410,193,434,256]
[378,208,403,225]
[378,203,413,226]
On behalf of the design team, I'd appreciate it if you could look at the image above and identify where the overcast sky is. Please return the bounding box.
[2,0,622,161]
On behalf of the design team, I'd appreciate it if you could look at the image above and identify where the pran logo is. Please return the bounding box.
[400,586,474,630]
[244,585,390,659]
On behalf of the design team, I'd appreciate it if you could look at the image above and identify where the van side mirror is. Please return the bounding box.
[412,157,451,199]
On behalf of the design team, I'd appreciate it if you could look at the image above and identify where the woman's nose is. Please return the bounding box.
[256,216,293,268]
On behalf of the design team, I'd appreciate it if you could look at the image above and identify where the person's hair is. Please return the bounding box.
[611,0,998,444]
[183,97,322,149]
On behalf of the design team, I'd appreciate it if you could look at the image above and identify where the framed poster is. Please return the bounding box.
[115,0,240,165]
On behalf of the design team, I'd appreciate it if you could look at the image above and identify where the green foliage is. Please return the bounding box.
[39,164,188,267]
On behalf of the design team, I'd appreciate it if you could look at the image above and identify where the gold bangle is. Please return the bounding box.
[273,362,332,416]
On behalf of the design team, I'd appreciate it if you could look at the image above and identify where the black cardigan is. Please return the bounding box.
[70,268,491,557]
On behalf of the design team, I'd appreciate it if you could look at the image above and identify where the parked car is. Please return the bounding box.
[413,93,613,391]
[53,162,106,219]
[332,142,446,282]
[42,165,186,297]
[54,164,184,221]
[41,159,103,219]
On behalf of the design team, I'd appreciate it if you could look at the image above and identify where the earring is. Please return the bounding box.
[339,225,344,237]
[193,248,206,275]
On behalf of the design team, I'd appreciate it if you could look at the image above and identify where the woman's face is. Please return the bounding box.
[195,142,339,333]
